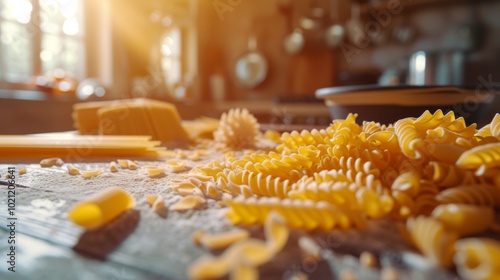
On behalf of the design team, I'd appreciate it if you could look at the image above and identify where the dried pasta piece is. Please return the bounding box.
[213,108,261,149]
[142,165,165,177]
[230,264,258,280]
[264,211,289,254]
[117,159,129,168]
[68,186,135,230]
[67,164,81,175]
[298,236,321,261]
[170,195,206,211]
[356,188,394,218]
[226,169,293,199]
[431,204,494,236]
[192,230,205,246]
[109,161,119,172]
[360,251,378,268]
[167,159,187,172]
[188,239,271,280]
[128,160,138,170]
[426,143,467,165]
[454,238,500,280]
[394,118,425,159]
[18,168,27,175]
[436,184,500,208]
[380,267,399,280]
[225,197,366,230]
[490,113,500,137]
[425,161,481,189]
[40,157,64,167]
[188,151,201,161]
[199,229,250,250]
[81,168,103,179]
[456,142,500,175]
[144,194,158,206]
[406,216,458,268]
[152,197,167,218]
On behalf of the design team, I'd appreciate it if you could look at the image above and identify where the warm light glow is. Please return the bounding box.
[59,0,78,18]
[40,50,53,62]
[14,0,33,24]
[415,52,426,72]
[63,17,79,35]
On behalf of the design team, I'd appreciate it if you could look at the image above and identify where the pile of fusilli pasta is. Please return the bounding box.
[180,109,500,280]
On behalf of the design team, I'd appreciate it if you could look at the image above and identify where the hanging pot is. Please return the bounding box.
[235,35,268,88]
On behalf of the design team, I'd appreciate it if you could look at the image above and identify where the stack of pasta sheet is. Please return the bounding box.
[0,133,167,159]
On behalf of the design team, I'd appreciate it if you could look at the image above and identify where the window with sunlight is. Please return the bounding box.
[0,0,85,86]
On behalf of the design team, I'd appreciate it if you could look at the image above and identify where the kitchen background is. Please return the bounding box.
[1,0,500,134]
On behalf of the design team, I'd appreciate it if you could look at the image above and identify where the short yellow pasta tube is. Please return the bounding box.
[454,238,500,280]
[40,157,64,167]
[68,187,135,230]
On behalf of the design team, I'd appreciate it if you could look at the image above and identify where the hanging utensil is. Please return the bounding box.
[345,3,366,47]
[299,0,326,31]
[235,34,268,88]
[324,0,345,48]
[283,28,305,55]
[282,0,304,55]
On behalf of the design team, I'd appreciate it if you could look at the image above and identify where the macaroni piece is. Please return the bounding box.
[117,159,129,168]
[188,151,201,161]
[40,157,64,167]
[170,195,206,211]
[109,161,119,172]
[68,186,135,230]
[142,165,165,177]
[18,168,27,175]
[128,160,139,170]
[167,159,187,172]
[81,168,103,179]
[67,164,81,175]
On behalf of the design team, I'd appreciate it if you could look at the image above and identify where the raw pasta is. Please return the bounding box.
[68,187,135,230]
[213,108,261,149]
[40,157,64,167]
[431,204,494,236]
[225,196,366,230]
[406,216,458,268]
[454,238,500,280]
[80,168,103,179]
